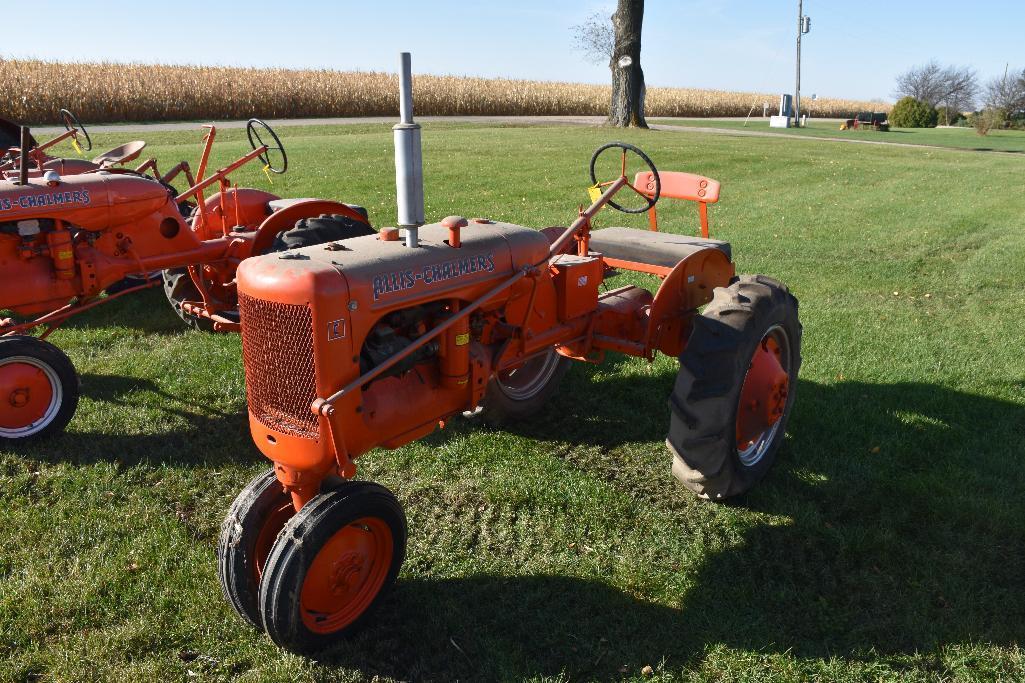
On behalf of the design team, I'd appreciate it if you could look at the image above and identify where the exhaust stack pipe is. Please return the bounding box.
[393,52,425,248]
[18,126,30,186]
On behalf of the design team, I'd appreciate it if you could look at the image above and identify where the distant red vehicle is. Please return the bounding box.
[841,112,890,132]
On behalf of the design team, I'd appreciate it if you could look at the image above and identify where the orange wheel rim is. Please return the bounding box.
[0,358,58,435]
[735,329,790,463]
[300,516,393,634]
[252,499,294,586]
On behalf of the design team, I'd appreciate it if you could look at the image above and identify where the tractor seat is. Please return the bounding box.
[92,140,146,167]
[589,227,732,269]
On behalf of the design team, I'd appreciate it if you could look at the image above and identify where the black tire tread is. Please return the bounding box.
[217,468,291,630]
[161,268,215,331]
[667,275,802,500]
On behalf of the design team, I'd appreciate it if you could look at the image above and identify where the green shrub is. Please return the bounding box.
[890,96,939,128]
[935,106,964,126]
[971,108,1006,136]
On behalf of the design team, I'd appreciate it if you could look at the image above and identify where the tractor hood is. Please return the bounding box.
[0,171,170,228]
[237,219,549,313]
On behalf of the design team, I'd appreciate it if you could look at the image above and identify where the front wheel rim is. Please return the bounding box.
[735,325,791,467]
[251,498,294,587]
[299,516,393,634]
[495,349,561,401]
[0,356,62,438]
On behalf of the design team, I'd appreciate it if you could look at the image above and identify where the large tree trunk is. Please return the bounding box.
[607,0,647,128]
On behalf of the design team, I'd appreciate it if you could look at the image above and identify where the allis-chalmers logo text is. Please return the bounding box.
[373,252,496,300]
[0,190,92,211]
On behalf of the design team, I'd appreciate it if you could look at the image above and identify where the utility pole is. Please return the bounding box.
[794,1,810,127]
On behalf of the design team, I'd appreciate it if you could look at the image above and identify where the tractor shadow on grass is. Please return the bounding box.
[324,373,1025,680]
[9,372,261,468]
[699,378,1025,657]
[49,287,193,336]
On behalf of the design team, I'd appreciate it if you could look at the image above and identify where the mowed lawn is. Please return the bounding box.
[655,117,1025,154]
[2,121,1024,682]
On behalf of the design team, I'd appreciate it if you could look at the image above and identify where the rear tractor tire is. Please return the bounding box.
[270,209,374,252]
[667,275,802,500]
[482,348,570,426]
[162,211,375,331]
[162,268,216,331]
[0,336,79,441]
[257,481,407,655]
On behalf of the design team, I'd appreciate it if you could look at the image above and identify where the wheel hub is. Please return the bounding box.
[0,361,55,429]
[736,336,789,451]
[300,517,393,634]
[329,552,365,596]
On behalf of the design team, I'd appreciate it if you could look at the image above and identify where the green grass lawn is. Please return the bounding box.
[655,117,1025,153]
[2,122,1025,682]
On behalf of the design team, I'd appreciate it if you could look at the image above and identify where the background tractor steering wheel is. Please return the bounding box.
[588,141,661,214]
[246,118,287,174]
[59,109,91,152]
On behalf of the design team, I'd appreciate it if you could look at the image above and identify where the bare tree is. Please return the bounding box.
[938,66,979,121]
[608,0,647,128]
[571,12,615,65]
[895,61,979,119]
[895,61,946,105]
[985,67,1025,113]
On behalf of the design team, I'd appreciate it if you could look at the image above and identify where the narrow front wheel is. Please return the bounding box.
[258,481,406,654]
[217,468,296,630]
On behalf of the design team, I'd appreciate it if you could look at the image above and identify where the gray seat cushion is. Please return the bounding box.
[589,227,731,269]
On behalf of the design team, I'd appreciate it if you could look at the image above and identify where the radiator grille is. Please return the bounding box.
[238,293,319,440]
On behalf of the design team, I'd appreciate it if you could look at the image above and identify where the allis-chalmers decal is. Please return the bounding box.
[373,252,496,300]
[0,190,92,212]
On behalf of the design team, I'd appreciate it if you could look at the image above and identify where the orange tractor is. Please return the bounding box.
[0,109,189,181]
[218,54,802,654]
[0,119,373,440]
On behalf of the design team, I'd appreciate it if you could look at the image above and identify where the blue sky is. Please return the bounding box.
[2,1,1021,102]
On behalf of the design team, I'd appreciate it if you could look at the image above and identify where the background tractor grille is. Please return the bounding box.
[238,293,319,440]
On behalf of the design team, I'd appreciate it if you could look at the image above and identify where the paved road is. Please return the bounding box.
[34,115,606,135]
[35,116,1018,156]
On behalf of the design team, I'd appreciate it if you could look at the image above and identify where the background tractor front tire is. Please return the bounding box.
[667,275,802,500]
[0,336,79,441]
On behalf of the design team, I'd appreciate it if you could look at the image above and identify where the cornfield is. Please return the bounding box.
[0,58,888,124]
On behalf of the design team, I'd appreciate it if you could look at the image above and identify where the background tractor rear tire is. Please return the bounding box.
[162,212,374,331]
[258,481,406,655]
[482,348,571,426]
[269,210,374,252]
[667,275,801,500]
[0,336,79,441]
[161,268,215,331]
[217,468,295,630]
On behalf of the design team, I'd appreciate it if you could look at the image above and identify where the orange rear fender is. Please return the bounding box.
[647,247,734,357]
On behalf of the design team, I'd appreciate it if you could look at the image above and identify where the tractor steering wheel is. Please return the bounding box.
[59,108,92,152]
[246,118,287,174]
[588,141,660,214]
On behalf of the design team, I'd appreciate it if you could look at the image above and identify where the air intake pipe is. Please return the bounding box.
[393,52,425,248]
